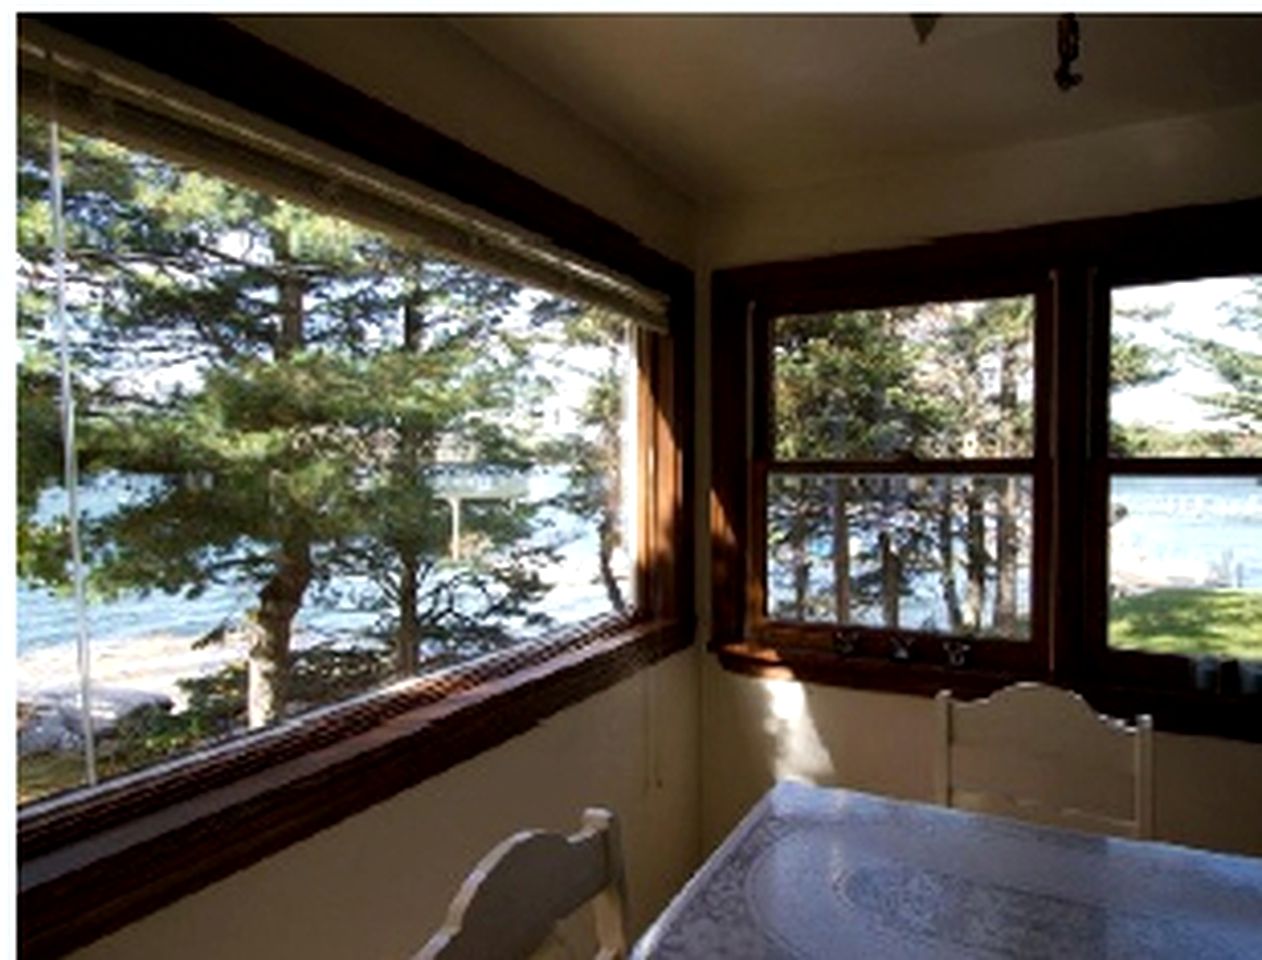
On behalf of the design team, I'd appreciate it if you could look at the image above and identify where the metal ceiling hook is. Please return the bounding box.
[1056,14,1084,91]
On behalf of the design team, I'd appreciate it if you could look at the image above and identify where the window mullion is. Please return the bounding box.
[747,304,773,629]
[1048,265,1101,682]
[767,458,1037,475]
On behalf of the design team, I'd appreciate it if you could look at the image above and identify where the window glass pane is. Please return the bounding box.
[1111,276,1262,457]
[17,115,639,803]
[767,472,1032,638]
[1109,476,1262,662]
[773,296,1034,460]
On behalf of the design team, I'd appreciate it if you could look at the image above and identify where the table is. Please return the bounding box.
[632,781,1262,959]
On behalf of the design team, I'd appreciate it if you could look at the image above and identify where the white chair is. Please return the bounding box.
[416,808,628,960]
[934,682,1153,838]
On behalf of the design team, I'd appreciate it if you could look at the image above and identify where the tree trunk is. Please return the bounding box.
[248,247,308,728]
[994,478,1018,634]
[993,333,1020,634]
[599,511,627,614]
[598,344,627,613]
[276,270,304,361]
[965,484,987,631]
[391,290,428,673]
[394,554,420,677]
[880,529,900,629]
[249,534,311,727]
[791,507,811,619]
[937,478,963,631]
[831,477,851,622]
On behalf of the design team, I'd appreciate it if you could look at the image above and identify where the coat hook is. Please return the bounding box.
[943,639,972,669]
[832,629,858,657]
[890,636,915,662]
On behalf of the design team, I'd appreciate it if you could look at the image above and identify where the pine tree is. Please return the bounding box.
[539,305,635,615]
[771,306,940,623]
[16,114,588,740]
[770,297,1036,636]
[1185,279,1262,454]
[1110,299,1176,456]
[323,252,561,679]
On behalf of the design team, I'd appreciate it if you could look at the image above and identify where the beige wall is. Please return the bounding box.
[700,661,936,850]
[701,661,1262,857]
[228,16,698,268]
[1152,730,1262,856]
[69,648,701,960]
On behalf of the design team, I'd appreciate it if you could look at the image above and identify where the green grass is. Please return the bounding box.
[18,752,91,805]
[1110,588,1262,660]
[17,748,143,806]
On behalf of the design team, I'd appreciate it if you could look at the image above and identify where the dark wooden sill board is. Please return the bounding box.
[20,620,690,960]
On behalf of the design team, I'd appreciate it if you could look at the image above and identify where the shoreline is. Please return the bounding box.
[19,568,1256,709]
[17,630,252,711]
[16,625,372,710]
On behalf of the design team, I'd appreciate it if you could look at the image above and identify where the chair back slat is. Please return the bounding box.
[935,682,1153,839]
[417,808,626,960]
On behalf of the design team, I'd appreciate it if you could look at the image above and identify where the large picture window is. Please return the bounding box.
[17,113,651,804]
[17,20,689,957]
[712,203,1261,734]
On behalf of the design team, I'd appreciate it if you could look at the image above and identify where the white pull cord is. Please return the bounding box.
[50,110,98,787]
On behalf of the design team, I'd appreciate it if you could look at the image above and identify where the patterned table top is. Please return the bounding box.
[632,782,1262,959]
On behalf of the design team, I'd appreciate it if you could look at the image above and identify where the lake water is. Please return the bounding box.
[16,470,621,658]
[18,475,1261,658]
[765,474,1262,633]
[1110,475,1262,590]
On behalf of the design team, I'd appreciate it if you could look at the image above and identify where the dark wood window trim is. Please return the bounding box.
[20,620,690,960]
[711,197,1262,745]
[23,13,683,300]
[17,14,695,959]
[746,275,1053,679]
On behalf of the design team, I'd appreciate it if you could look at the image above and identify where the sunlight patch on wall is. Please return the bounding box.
[759,677,835,782]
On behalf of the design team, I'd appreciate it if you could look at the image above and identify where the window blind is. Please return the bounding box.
[18,34,670,331]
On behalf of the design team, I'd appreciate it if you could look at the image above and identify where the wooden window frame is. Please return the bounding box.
[1082,266,1262,696]
[711,197,1262,743]
[17,15,694,960]
[747,277,1053,680]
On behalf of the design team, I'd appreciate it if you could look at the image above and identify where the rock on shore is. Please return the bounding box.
[17,630,248,757]
[18,687,174,756]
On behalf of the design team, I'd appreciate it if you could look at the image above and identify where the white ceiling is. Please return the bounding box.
[447,14,1262,202]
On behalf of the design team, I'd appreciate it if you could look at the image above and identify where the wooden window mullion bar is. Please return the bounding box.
[1108,458,1262,476]
[1047,265,1096,683]
[766,458,1038,476]
[709,277,751,647]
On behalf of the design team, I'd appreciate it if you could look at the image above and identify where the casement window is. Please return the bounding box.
[711,201,1262,739]
[17,17,690,958]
